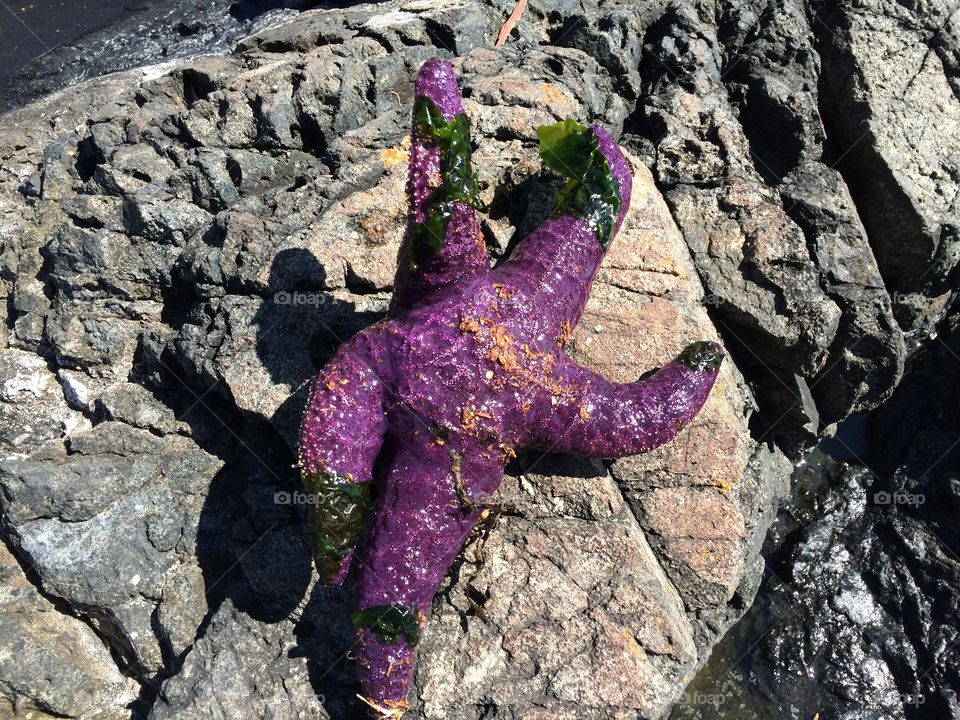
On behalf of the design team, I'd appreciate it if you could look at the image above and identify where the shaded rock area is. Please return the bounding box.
[0,0,956,719]
[629,0,914,446]
[815,0,960,331]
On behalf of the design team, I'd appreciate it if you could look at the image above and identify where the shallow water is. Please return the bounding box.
[0,0,310,112]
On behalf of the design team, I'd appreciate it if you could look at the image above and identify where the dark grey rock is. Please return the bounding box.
[0,422,223,675]
[670,318,960,720]
[630,0,916,450]
[0,541,137,719]
[814,0,960,330]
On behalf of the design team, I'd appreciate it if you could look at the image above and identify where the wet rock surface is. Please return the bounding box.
[0,0,956,718]
[669,321,960,720]
[0,0,307,115]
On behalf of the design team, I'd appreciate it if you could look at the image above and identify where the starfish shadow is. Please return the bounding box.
[147,247,383,716]
[252,247,385,717]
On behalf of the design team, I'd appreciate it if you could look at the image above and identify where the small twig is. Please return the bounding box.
[496,0,529,47]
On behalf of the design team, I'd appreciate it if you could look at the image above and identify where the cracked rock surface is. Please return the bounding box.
[0,0,955,718]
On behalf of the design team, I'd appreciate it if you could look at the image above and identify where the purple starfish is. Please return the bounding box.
[298,58,724,717]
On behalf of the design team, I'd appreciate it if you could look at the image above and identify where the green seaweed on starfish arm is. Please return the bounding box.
[352,603,423,646]
[537,117,622,248]
[303,470,371,583]
[408,94,485,270]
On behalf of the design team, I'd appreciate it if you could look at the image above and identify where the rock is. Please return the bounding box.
[717,0,906,424]
[636,6,838,448]
[0,349,90,457]
[815,0,960,330]
[0,422,223,676]
[779,164,905,424]
[672,318,960,720]
[93,382,191,435]
[633,0,911,449]
[673,435,960,720]
[549,0,669,102]
[571,157,791,649]
[148,596,330,720]
[0,541,137,719]
[415,471,699,720]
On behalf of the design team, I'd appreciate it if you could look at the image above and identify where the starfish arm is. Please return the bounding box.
[351,435,501,714]
[518,342,725,457]
[390,58,489,314]
[298,337,387,585]
[494,123,632,340]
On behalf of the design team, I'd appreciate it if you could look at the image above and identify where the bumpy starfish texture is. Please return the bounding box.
[298,58,725,716]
